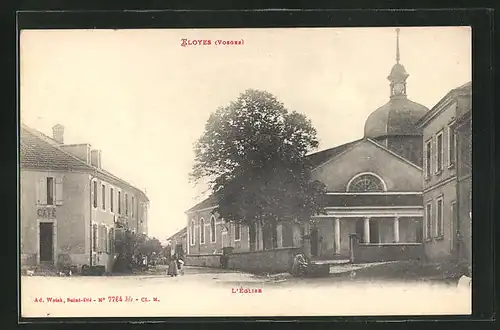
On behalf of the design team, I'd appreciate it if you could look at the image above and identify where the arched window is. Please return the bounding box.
[199,218,205,244]
[347,173,386,192]
[210,216,216,243]
[190,220,196,246]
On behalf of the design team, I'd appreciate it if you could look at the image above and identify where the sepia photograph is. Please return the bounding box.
[19,26,472,318]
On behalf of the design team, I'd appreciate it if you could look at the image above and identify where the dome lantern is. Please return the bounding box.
[388,28,409,98]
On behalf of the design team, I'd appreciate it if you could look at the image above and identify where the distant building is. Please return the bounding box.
[186,29,427,262]
[20,124,149,272]
[417,82,471,264]
[167,227,187,258]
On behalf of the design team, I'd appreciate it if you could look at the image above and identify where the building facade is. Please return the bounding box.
[185,198,299,257]
[167,227,187,259]
[185,30,428,262]
[20,124,149,272]
[452,87,472,267]
[417,82,471,263]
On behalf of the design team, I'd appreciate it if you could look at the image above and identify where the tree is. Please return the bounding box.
[191,89,327,231]
[112,221,163,273]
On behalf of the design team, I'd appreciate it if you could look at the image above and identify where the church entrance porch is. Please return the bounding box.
[310,208,424,260]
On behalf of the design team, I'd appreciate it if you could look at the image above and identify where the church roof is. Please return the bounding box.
[364,97,429,139]
[305,139,363,169]
[167,227,187,240]
[185,195,217,214]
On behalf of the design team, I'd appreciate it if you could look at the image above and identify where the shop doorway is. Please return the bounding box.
[39,222,54,263]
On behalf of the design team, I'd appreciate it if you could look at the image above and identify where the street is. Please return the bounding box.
[21,266,471,318]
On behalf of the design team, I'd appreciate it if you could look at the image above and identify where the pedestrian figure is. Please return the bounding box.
[167,254,179,277]
[318,236,325,258]
[291,252,309,277]
[177,257,185,276]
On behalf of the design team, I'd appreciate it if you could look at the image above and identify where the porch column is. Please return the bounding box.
[363,217,370,243]
[257,222,263,251]
[393,217,400,243]
[334,218,341,254]
[276,224,283,248]
[303,221,312,258]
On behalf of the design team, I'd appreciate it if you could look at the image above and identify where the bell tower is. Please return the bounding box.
[388,28,409,98]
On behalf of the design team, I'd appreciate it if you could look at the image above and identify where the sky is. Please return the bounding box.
[20,27,471,242]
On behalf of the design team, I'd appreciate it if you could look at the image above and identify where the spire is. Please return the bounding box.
[396,28,400,63]
[388,28,409,98]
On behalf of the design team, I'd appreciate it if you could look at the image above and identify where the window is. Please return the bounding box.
[436,132,443,173]
[200,218,205,244]
[448,125,456,167]
[234,222,241,241]
[110,188,114,212]
[101,184,106,210]
[347,173,385,192]
[92,180,98,208]
[425,139,432,179]
[125,193,129,216]
[46,177,54,205]
[118,191,122,214]
[190,220,196,246]
[92,224,98,251]
[131,196,135,217]
[210,216,216,243]
[425,202,432,240]
[436,198,444,238]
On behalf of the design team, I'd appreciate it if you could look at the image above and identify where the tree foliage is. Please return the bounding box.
[191,89,327,226]
[112,222,163,273]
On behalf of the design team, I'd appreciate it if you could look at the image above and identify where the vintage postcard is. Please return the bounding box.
[19,26,472,318]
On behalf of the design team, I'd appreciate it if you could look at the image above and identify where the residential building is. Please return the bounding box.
[20,123,149,272]
[451,86,472,268]
[417,81,471,263]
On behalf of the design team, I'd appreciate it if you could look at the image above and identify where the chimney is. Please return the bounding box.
[60,144,92,164]
[52,124,65,144]
[91,150,102,168]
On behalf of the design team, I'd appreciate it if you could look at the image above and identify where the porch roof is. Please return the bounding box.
[321,193,422,207]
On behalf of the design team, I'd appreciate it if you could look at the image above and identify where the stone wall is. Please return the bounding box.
[226,247,302,274]
[350,235,424,263]
[185,254,222,268]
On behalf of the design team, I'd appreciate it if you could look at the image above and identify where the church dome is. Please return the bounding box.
[364,97,429,138]
[364,28,429,139]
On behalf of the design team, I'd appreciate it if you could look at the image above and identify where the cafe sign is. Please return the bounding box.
[37,207,56,219]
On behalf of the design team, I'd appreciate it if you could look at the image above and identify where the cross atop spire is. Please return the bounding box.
[396,28,400,63]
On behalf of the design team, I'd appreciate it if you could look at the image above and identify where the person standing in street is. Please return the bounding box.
[167,254,179,277]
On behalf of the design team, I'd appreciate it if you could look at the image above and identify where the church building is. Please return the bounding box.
[185,29,428,263]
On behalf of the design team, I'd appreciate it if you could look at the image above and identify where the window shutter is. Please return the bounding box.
[104,226,108,253]
[36,178,43,205]
[424,143,429,178]
[94,224,98,252]
[55,178,63,205]
[101,225,106,253]
[37,178,47,205]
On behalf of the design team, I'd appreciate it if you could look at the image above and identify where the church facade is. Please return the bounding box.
[185,29,433,262]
